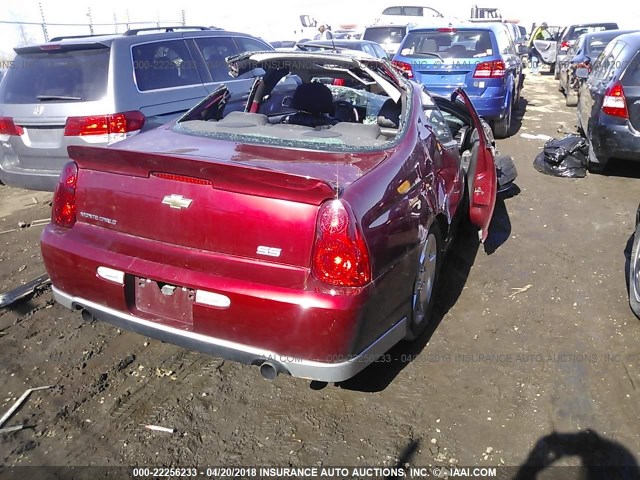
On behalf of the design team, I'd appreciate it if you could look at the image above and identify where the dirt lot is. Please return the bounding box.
[0,73,639,476]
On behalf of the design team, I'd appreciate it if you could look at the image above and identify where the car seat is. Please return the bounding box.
[447,44,468,55]
[419,39,439,54]
[475,35,493,55]
[377,98,402,129]
[283,82,338,127]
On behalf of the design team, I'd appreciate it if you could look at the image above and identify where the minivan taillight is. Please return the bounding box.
[311,199,371,287]
[560,40,570,51]
[392,60,414,79]
[473,60,506,78]
[64,111,145,136]
[0,117,24,136]
[602,82,629,119]
[52,162,78,229]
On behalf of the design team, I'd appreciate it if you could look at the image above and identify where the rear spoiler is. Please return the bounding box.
[15,43,110,54]
[68,145,338,206]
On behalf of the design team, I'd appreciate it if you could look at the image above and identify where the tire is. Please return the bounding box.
[587,141,607,173]
[565,91,578,107]
[405,223,443,341]
[495,155,518,191]
[630,224,640,319]
[553,62,559,79]
[493,105,511,139]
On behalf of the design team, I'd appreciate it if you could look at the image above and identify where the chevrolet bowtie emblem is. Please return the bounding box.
[162,194,193,209]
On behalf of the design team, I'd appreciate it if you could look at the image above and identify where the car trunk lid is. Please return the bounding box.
[67,131,387,269]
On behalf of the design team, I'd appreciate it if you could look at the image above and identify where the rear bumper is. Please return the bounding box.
[52,286,407,382]
[0,159,59,191]
[428,86,509,120]
[41,223,410,382]
[591,119,640,162]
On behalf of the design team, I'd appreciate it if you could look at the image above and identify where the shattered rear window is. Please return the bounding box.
[172,82,409,153]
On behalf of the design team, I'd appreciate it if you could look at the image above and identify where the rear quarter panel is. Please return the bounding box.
[342,88,463,345]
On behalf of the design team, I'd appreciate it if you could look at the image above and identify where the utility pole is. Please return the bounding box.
[126,9,130,31]
[113,12,118,33]
[87,7,94,35]
[39,2,49,42]
[181,9,186,26]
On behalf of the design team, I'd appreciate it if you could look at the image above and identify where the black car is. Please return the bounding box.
[576,32,640,173]
[554,23,619,79]
[296,39,389,59]
[631,203,640,319]
[560,29,639,106]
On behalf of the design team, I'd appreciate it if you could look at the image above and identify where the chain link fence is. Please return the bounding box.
[0,11,188,61]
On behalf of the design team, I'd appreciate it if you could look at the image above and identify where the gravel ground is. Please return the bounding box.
[0,73,638,478]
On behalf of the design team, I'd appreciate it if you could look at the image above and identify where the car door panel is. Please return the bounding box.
[534,40,557,64]
[451,89,497,241]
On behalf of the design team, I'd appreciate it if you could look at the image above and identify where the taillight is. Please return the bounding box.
[437,28,456,33]
[0,117,24,136]
[333,78,346,86]
[52,162,78,229]
[602,82,629,119]
[560,41,570,51]
[473,60,506,78]
[311,199,371,287]
[392,60,414,79]
[64,111,145,136]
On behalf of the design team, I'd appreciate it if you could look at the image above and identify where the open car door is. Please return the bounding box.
[451,89,497,242]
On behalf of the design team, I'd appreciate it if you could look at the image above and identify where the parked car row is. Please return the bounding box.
[531,23,640,174]
[0,17,533,196]
[529,23,619,76]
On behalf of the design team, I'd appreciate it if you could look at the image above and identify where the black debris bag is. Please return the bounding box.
[533,134,589,178]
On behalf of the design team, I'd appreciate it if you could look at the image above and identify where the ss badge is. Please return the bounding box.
[257,246,282,258]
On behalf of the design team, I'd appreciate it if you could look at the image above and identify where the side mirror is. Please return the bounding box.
[575,67,589,79]
[282,96,293,108]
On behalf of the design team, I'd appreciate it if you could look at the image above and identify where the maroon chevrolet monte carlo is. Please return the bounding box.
[41,51,498,382]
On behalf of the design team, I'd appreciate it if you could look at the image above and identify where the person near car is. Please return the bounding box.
[315,24,334,40]
[530,22,550,74]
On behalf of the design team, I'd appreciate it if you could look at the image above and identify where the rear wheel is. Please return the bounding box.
[493,105,511,139]
[630,224,640,318]
[565,90,578,107]
[405,224,442,341]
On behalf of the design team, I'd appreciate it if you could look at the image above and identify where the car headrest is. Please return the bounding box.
[377,98,401,129]
[475,35,493,53]
[292,82,334,115]
[438,35,452,47]
[420,39,438,53]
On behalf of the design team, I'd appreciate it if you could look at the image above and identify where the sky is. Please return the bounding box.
[1,0,639,58]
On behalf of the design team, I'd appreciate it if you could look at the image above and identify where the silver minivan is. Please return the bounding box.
[0,27,273,191]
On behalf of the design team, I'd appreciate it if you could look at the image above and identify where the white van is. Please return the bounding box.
[374,5,445,25]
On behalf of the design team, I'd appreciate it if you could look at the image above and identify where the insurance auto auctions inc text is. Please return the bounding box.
[254,466,497,478]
